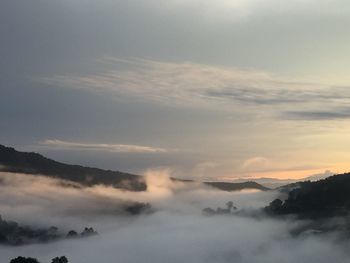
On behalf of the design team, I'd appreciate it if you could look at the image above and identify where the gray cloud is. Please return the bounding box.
[44,58,350,111]
[283,108,350,121]
[205,85,350,105]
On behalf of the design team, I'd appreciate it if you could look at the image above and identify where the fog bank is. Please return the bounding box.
[0,172,349,263]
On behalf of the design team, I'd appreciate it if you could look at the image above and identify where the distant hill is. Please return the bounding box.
[0,144,146,191]
[231,178,297,189]
[231,171,333,189]
[0,144,269,193]
[205,181,269,191]
[266,172,350,218]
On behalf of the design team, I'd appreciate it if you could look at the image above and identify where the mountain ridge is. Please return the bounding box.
[0,144,269,192]
[0,144,146,191]
[266,172,350,218]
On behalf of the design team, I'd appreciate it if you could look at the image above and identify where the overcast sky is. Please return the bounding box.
[1,0,350,180]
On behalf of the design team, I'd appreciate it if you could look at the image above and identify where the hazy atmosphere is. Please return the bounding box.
[1,171,350,263]
[1,1,350,263]
[2,0,350,180]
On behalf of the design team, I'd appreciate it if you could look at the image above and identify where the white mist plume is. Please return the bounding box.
[0,171,349,263]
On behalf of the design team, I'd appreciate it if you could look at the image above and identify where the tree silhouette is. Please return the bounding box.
[51,256,68,263]
[66,230,78,238]
[9,257,40,263]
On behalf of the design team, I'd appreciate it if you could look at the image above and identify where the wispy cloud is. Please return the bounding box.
[43,58,283,105]
[40,139,168,153]
[205,86,350,105]
[42,58,350,119]
[282,108,350,121]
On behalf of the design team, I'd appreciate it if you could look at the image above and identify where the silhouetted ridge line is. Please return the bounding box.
[205,181,269,191]
[0,144,146,191]
[266,172,350,218]
[0,144,270,192]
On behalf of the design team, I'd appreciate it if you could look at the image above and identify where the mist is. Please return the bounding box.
[0,171,349,263]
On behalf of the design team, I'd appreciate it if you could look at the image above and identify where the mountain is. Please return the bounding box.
[205,181,269,191]
[0,144,146,191]
[231,171,333,189]
[0,144,269,193]
[266,172,350,218]
[231,178,297,189]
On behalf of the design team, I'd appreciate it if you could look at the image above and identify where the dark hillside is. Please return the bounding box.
[0,144,269,193]
[0,145,146,191]
[266,172,350,218]
[206,181,269,191]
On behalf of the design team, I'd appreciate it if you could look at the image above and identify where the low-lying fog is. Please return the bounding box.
[0,171,349,263]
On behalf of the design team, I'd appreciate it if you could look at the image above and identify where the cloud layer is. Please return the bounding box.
[44,58,350,121]
[0,171,350,263]
[40,139,168,153]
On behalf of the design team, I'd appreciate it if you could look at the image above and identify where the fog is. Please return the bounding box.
[0,171,350,263]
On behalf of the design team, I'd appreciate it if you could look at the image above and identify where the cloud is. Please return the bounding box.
[0,171,275,225]
[1,171,350,263]
[204,86,350,105]
[42,58,276,105]
[42,58,350,112]
[282,108,350,120]
[40,139,168,153]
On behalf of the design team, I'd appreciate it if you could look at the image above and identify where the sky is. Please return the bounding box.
[1,0,350,180]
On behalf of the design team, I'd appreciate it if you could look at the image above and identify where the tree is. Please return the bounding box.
[66,230,78,238]
[264,198,283,213]
[81,227,97,237]
[9,257,40,263]
[51,256,68,263]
